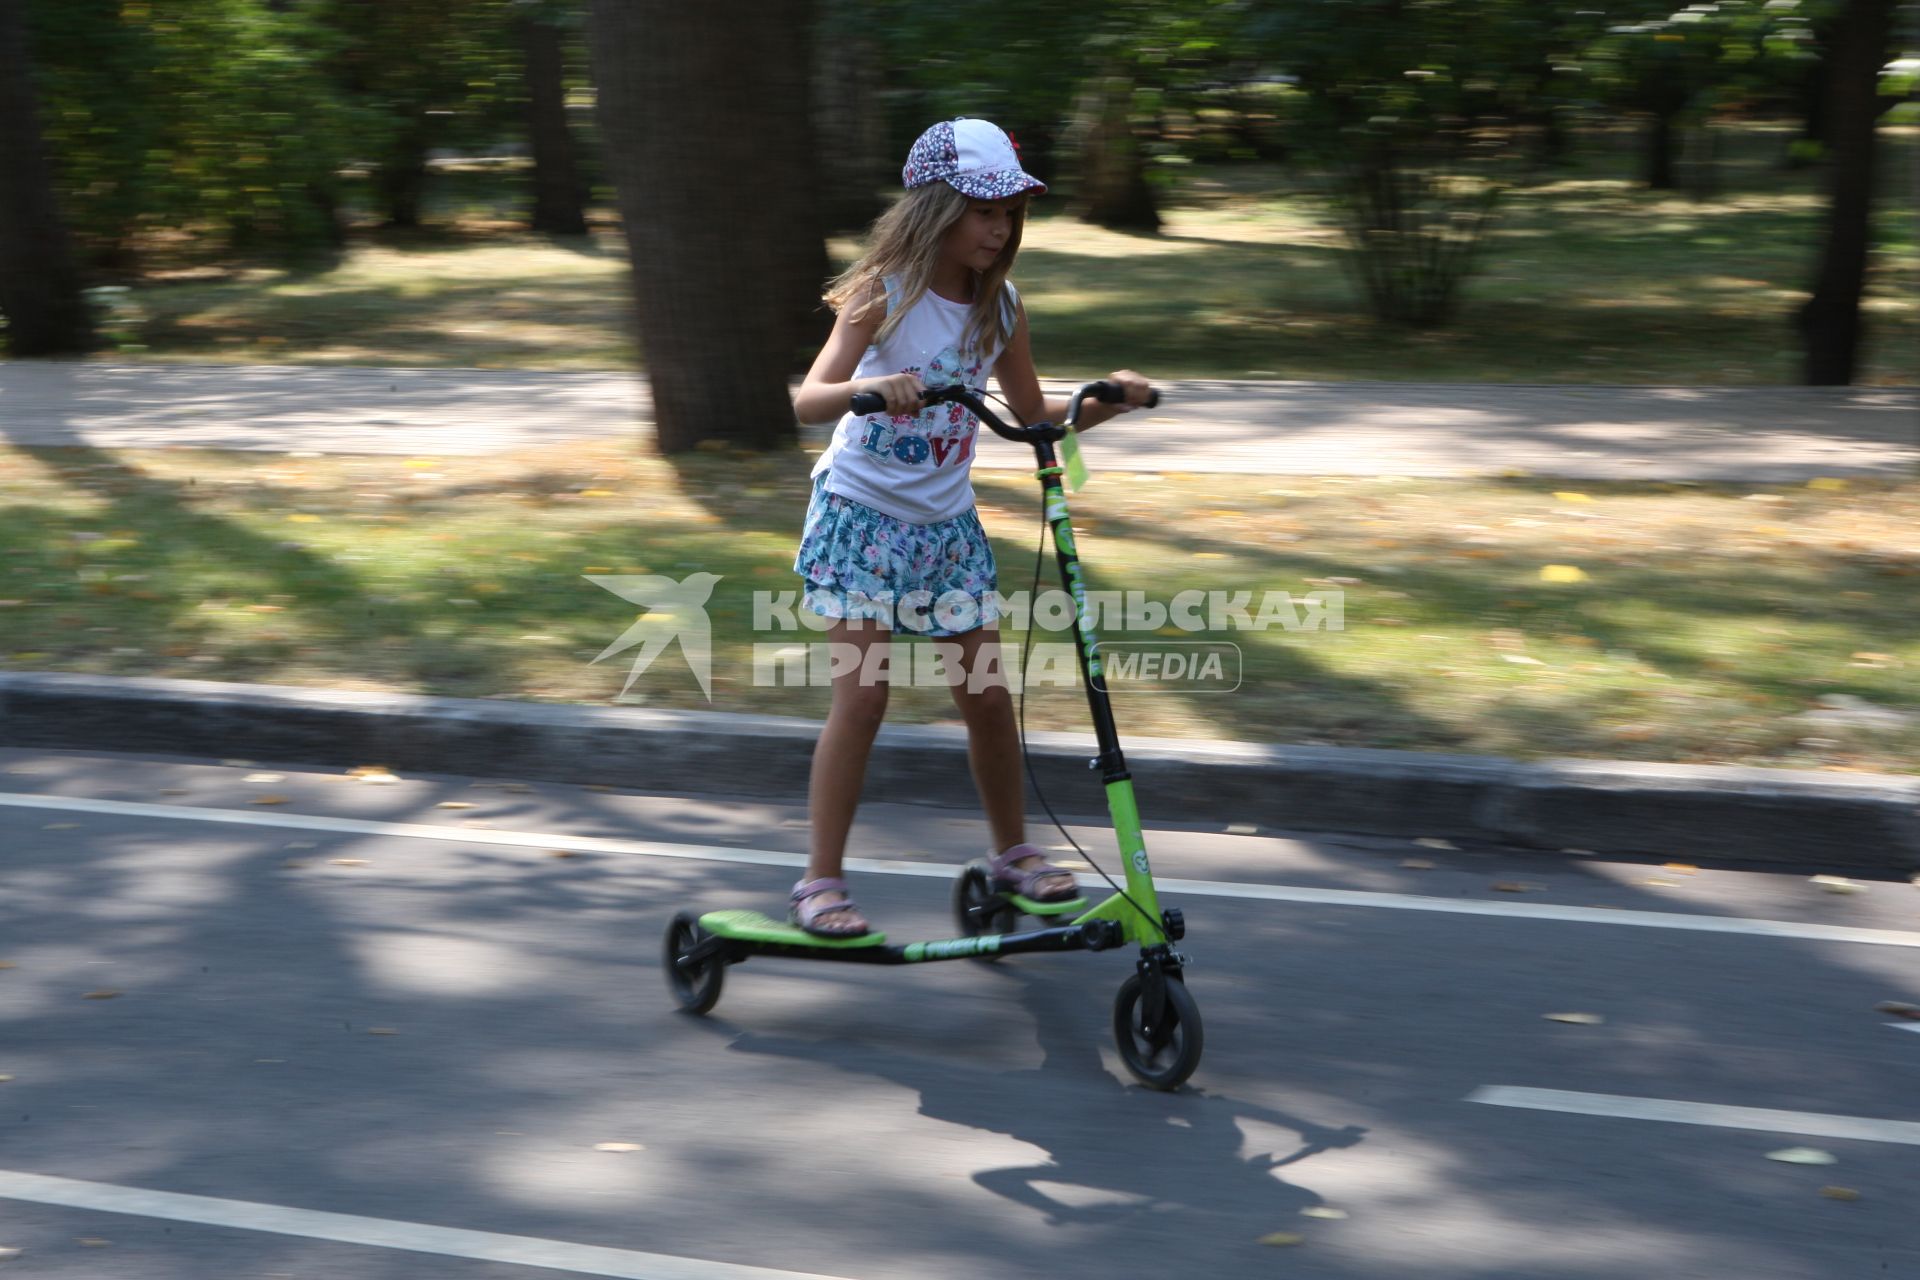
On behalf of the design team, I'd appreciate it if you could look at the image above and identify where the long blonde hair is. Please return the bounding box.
[824,182,1025,359]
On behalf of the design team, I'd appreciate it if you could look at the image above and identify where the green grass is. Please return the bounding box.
[100,124,1920,385]
[4,442,1915,774]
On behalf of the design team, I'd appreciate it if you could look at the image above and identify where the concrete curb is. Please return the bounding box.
[3,673,1916,871]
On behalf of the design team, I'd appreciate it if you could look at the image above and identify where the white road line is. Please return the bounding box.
[7,790,1920,949]
[1467,1087,1920,1146]
[0,1169,853,1280]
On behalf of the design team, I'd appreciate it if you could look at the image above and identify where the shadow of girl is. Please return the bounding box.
[728,963,1365,1236]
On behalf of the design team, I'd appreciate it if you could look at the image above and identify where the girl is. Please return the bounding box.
[787,117,1154,937]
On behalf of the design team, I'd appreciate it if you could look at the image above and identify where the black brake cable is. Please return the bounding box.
[972,385,1165,943]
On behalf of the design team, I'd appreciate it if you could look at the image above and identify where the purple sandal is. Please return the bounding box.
[988,844,1080,903]
[788,877,872,938]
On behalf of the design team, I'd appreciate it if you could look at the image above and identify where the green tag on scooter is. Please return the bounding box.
[1059,428,1090,491]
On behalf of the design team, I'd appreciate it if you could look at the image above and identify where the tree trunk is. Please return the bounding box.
[811,13,887,234]
[377,126,431,228]
[519,13,588,235]
[1798,0,1894,386]
[1071,75,1161,232]
[0,0,93,355]
[589,0,818,453]
[1644,108,1679,190]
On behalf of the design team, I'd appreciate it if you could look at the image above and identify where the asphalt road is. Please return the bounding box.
[2,362,1914,479]
[3,747,1918,1279]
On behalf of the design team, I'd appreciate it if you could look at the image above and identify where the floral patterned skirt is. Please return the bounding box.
[793,472,1000,637]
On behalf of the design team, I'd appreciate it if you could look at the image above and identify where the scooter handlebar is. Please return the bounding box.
[1084,380,1160,410]
[848,381,1160,427]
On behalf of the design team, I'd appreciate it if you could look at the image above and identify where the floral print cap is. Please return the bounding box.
[901,118,1046,200]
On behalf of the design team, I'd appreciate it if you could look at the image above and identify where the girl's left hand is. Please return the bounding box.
[1107,369,1153,411]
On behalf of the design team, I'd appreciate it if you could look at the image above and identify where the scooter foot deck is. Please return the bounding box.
[698,909,888,948]
[1009,894,1088,916]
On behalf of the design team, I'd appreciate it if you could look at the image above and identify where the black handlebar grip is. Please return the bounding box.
[849,391,888,415]
[1089,381,1161,409]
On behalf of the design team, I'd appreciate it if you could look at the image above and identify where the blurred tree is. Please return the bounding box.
[861,0,1221,230]
[514,0,588,234]
[1254,0,1569,326]
[1798,0,1898,383]
[813,0,889,233]
[27,0,359,265]
[317,0,517,228]
[590,0,824,452]
[0,0,93,353]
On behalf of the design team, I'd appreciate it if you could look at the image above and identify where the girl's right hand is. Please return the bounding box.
[859,373,926,417]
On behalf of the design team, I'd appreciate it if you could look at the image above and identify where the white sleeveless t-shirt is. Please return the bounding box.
[811,278,1017,524]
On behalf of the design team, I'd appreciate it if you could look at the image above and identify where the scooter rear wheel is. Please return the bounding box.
[1112,970,1202,1090]
[952,860,1018,954]
[663,911,725,1015]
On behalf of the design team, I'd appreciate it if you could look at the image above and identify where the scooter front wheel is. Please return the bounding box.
[663,911,725,1015]
[1112,970,1202,1090]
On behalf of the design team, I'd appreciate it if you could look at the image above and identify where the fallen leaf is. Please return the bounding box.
[593,1142,644,1152]
[82,990,121,1000]
[1492,882,1542,893]
[547,849,579,859]
[0,1075,12,1083]
[1811,875,1865,895]
[1553,492,1594,503]
[1819,1186,1860,1200]
[1872,1001,1920,1020]
[329,858,369,867]
[1545,1012,1606,1025]
[159,788,190,796]
[245,773,286,783]
[1662,863,1699,874]
[42,823,79,830]
[436,802,475,810]
[1401,858,1435,870]
[250,795,290,806]
[1540,565,1588,584]
[1300,1206,1348,1220]
[1257,1232,1305,1247]
[77,1238,110,1247]
[0,961,15,969]
[1807,477,1848,492]
[1415,838,1457,851]
[1643,878,1680,887]
[1767,1148,1836,1165]
[1226,823,1258,835]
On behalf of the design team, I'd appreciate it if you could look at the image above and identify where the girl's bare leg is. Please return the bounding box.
[803,618,895,930]
[943,627,1075,897]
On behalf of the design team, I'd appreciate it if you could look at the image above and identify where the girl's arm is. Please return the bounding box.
[993,299,1152,432]
[793,283,924,424]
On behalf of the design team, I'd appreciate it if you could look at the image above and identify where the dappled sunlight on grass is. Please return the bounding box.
[3,441,1913,770]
